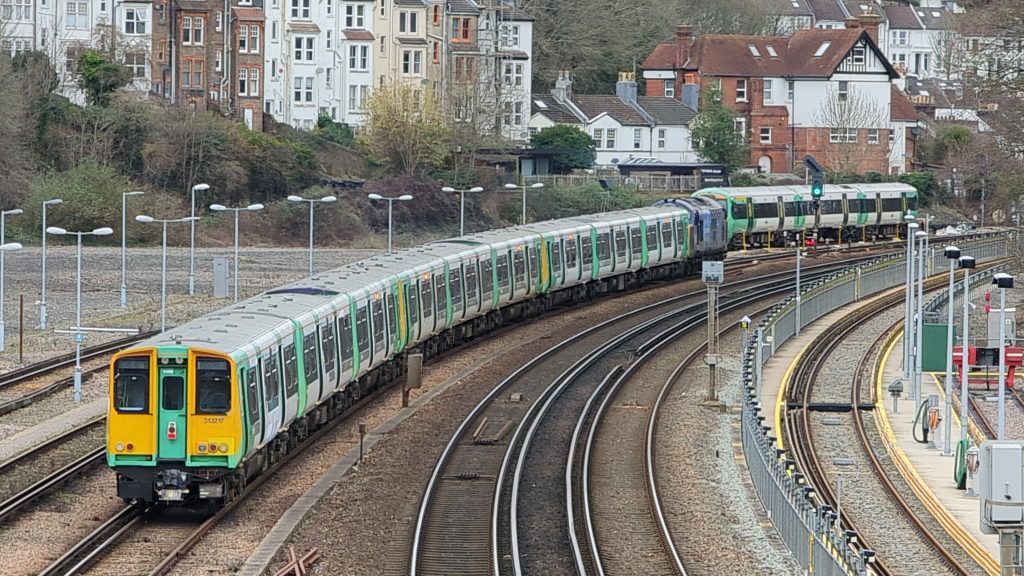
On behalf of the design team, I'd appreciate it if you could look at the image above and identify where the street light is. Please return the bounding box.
[0,208,23,352]
[39,198,63,330]
[367,193,414,255]
[188,182,210,296]
[441,185,483,236]
[136,215,201,332]
[45,225,114,403]
[942,245,960,456]
[903,219,919,386]
[993,273,1014,440]
[795,249,804,337]
[504,182,544,225]
[959,254,976,445]
[120,191,145,308]
[913,229,927,401]
[287,194,338,276]
[210,203,265,302]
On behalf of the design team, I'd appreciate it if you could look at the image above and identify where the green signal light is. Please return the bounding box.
[811,177,824,198]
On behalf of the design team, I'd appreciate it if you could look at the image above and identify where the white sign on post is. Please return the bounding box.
[702,261,724,285]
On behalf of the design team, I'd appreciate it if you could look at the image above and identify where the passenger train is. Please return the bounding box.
[107,184,918,506]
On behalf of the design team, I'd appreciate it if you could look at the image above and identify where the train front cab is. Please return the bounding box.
[109,346,243,504]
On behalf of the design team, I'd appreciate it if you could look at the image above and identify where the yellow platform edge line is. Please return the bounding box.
[774,336,814,451]
[874,332,1000,575]
[927,372,986,447]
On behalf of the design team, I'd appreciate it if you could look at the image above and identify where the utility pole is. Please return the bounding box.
[702,261,725,410]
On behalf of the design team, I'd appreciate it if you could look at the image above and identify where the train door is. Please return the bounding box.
[874,193,882,225]
[642,219,655,267]
[628,224,643,269]
[319,318,338,396]
[300,325,321,409]
[241,360,263,450]
[419,271,435,337]
[480,251,497,310]
[550,236,564,287]
[841,194,849,227]
[385,286,398,356]
[564,234,580,283]
[581,231,595,279]
[157,363,187,460]
[259,351,283,441]
[535,237,549,292]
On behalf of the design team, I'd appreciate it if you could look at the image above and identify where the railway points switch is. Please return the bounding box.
[978,440,1024,533]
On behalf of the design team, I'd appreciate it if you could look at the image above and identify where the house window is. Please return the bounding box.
[787,80,794,101]
[657,129,666,149]
[379,1,384,17]
[215,10,222,31]
[605,128,616,149]
[593,128,603,148]
[239,68,248,96]
[633,128,642,149]
[503,62,523,87]
[402,49,422,74]
[501,24,519,47]
[294,76,313,102]
[124,8,147,35]
[249,25,259,53]
[454,57,474,82]
[325,0,332,16]
[65,44,88,74]
[291,0,309,18]
[326,30,332,50]
[893,53,907,69]
[734,117,747,139]
[249,69,259,96]
[182,16,204,45]
[270,58,278,78]
[868,128,879,144]
[325,67,332,85]
[272,21,278,41]
[849,44,866,65]
[760,127,772,144]
[502,101,523,126]
[124,51,146,77]
[399,11,418,33]
[380,35,387,55]
[239,25,248,51]
[735,79,747,102]
[763,79,772,102]
[345,4,364,27]
[214,49,222,71]
[65,1,88,28]
[452,17,471,40]
[157,40,166,63]
[349,45,369,70]
[432,41,439,63]
[2,0,31,20]
[294,36,314,61]
[182,59,203,88]
[664,82,674,98]
[838,81,848,102]
[892,30,908,46]
[432,4,439,25]
[830,127,857,143]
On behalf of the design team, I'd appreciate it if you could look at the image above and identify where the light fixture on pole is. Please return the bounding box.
[441,185,483,236]
[367,193,414,255]
[504,182,544,226]
[287,194,338,276]
[45,225,114,403]
[209,203,265,302]
[993,272,1014,440]
[0,208,23,352]
[959,254,976,445]
[188,183,210,296]
[913,229,927,402]
[795,249,804,337]
[39,198,63,330]
[136,215,201,332]
[942,245,960,456]
[120,191,145,308]
[903,219,919,386]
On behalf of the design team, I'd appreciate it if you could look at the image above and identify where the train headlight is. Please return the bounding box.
[218,443,229,454]
[115,443,124,452]
[198,443,207,453]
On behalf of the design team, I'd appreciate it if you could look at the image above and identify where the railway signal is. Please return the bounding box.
[805,155,826,199]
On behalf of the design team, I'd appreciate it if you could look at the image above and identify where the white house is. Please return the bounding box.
[529,72,698,167]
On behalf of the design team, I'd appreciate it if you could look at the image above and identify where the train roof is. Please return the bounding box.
[694,182,917,199]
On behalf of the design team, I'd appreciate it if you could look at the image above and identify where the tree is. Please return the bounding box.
[690,89,749,169]
[530,125,596,173]
[76,50,131,106]
[316,114,355,147]
[812,84,888,176]
[360,82,452,175]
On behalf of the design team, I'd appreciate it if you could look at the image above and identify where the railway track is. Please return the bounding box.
[411,267,845,575]
[783,279,993,575]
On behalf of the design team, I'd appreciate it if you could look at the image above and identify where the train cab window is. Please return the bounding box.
[596,231,611,265]
[645,225,657,255]
[551,241,562,276]
[261,354,281,411]
[370,299,385,353]
[355,305,370,361]
[449,267,464,310]
[421,279,434,319]
[464,262,478,306]
[512,248,526,292]
[434,273,447,315]
[629,227,642,258]
[385,292,396,341]
[282,345,298,397]
[661,221,673,249]
[496,254,511,292]
[322,322,337,374]
[113,356,150,413]
[906,195,917,212]
[196,357,231,414]
[480,259,494,302]
[580,235,593,274]
[339,315,354,371]
[162,376,184,411]
[731,202,749,220]
[565,237,578,268]
[408,283,420,326]
[302,331,318,383]
[244,368,260,427]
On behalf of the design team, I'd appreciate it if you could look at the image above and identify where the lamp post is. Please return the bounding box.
[136,215,200,332]
[188,182,210,296]
[209,203,265,302]
[914,229,927,402]
[287,194,338,276]
[504,182,544,225]
[367,193,414,255]
[943,246,960,456]
[903,219,919,385]
[39,198,63,330]
[959,255,976,444]
[795,249,804,337]
[45,226,114,402]
[441,186,483,236]
[993,273,1014,440]
[0,209,23,352]
[120,191,145,308]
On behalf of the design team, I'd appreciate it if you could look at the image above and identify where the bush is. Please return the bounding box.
[898,172,938,203]
[524,183,646,222]
[316,115,355,147]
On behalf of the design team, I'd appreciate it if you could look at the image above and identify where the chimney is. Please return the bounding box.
[616,72,637,104]
[843,17,861,30]
[551,70,572,102]
[857,9,883,45]
[675,23,693,68]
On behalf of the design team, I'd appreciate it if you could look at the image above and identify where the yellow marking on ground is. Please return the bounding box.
[875,333,999,575]
[774,337,815,451]
[928,373,986,446]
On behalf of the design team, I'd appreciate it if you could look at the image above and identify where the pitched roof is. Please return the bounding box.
[913,6,951,30]
[838,1,887,23]
[906,77,959,108]
[232,6,264,20]
[447,0,479,14]
[642,43,676,71]
[636,96,697,125]
[343,29,375,41]
[768,0,814,17]
[571,95,649,126]
[393,0,424,6]
[806,0,846,22]
[531,95,582,124]
[890,86,918,121]
[881,3,922,30]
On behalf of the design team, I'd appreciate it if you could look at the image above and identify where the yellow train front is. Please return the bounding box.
[107,343,245,505]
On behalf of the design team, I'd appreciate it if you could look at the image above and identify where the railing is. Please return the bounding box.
[521,174,700,193]
[740,235,1007,575]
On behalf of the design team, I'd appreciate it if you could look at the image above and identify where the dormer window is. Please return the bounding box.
[849,44,866,65]
[748,44,760,57]
[765,45,777,58]
[813,41,831,57]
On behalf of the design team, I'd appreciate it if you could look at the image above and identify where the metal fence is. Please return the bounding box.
[740,236,1008,574]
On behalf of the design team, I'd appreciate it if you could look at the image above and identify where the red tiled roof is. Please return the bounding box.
[642,43,676,70]
[343,28,374,41]
[881,3,922,30]
[890,86,918,121]
[806,0,845,21]
[232,7,264,20]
